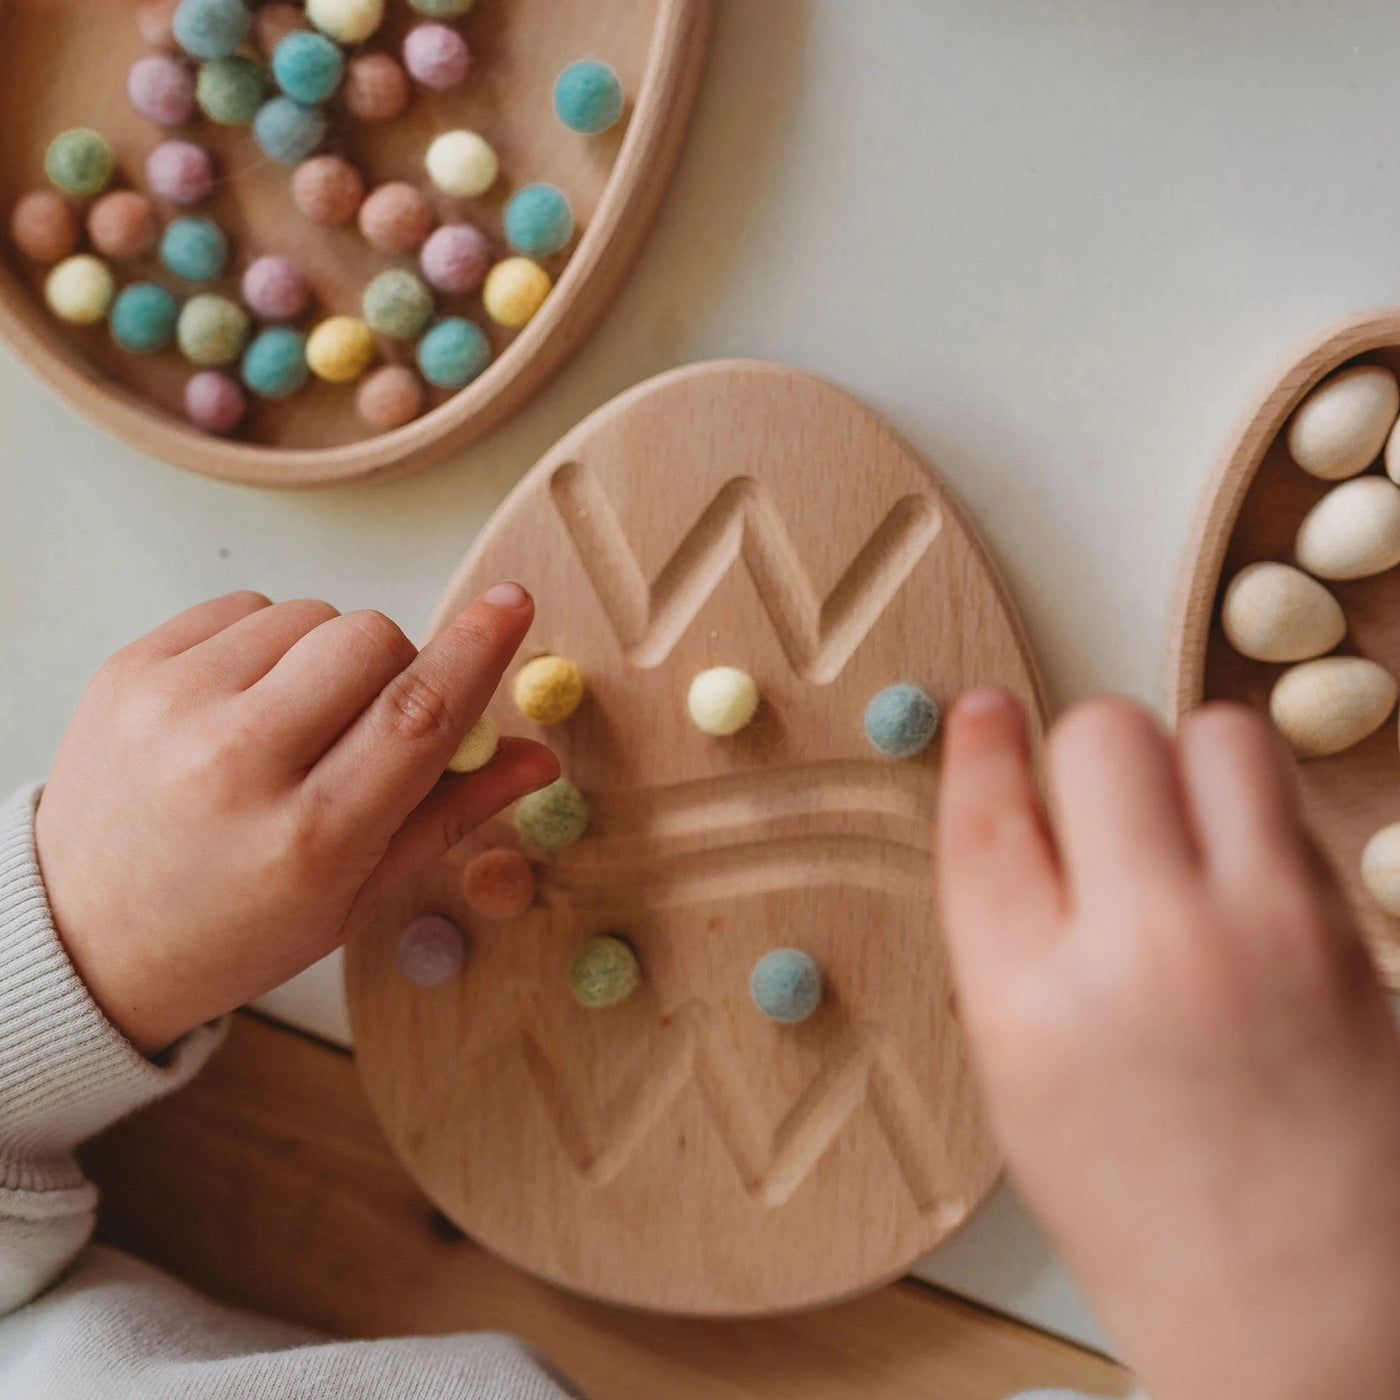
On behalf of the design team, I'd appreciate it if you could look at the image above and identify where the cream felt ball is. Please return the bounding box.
[306,0,385,44]
[343,53,410,122]
[110,282,179,353]
[197,56,269,125]
[514,778,588,850]
[447,714,499,774]
[512,655,584,724]
[569,936,640,1009]
[482,257,551,328]
[128,53,197,127]
[363,268,434,339]
[425,129,497,197]
[172,0,250,60]
[241,255,310,319]
[184,368,246,432]
[403,22,470,91]
[45,129,113,197]
[306,315,375,381]
[177,292,249,366]
[45,255,116,324]
[420,222,491,294]
[687,666,758,736]
[88,191,160,260]
[356,364,426,430]
[12,192,80,263]
[146,139,215,205]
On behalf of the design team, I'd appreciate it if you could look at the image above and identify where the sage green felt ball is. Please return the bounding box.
[362,268,434,339]
[569,936,639,1009]
[197,56,269,125]
[408,0,474,14]
[514,778,588,850]
[177,292,249,366]
[45,129,114,197]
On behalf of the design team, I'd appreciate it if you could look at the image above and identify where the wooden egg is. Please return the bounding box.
[1286,363,1399,480]
[1268,656,1397,758]
[1294,476,1400,580]
[1362,823,1400,917]
[1220,561,1345,662]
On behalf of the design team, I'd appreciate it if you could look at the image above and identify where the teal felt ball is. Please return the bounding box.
[417,317,490,389]
[45,129,113,197]
[750,949,822,1024]
[503,184,573,258]
[110,283,179,354]
[160,216,229,281]
[554,59,623,134]
[241,326,308,397]
[272,31,345,105]
[172,0,251,60]
[253,96,327,164]
[197,56,268,125]
[362,268,434,339]
[863,684,940,759]
[514,778,588,850]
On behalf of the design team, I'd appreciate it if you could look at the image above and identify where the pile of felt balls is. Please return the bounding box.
[9,0,627,439]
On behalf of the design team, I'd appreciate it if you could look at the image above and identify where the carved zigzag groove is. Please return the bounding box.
[548,463,943,681]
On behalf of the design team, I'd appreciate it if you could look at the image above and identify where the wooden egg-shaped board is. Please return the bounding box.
[346,361,1047,1315]
[0,0,709,486]
[1168,307,1400,989]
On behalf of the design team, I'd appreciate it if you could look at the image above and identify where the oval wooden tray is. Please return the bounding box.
[0,0,709,487]
[1167,307,1400,988]
[346,360,1048,1316]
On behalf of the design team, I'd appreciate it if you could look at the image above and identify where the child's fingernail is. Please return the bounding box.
[955,688,1020,719]
[482,581,529,608]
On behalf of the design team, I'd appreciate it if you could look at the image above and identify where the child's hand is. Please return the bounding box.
[938,692,1400,1400]
[34,587,558,1056]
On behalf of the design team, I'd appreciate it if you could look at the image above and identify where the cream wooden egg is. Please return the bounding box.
[1220,561,1345,662]
[1287,363,1400,480]
[1268,656,1397,757]
[1294,476,1400,580]
[1362,823,1400,917]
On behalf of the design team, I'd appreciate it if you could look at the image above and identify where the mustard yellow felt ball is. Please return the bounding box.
[306,315,375,383]
[483,257,552,329]
[447,713,498,774]
[512,655,584,725]
[45,254,116,324]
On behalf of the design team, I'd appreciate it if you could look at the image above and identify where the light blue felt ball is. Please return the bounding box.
[160,216,229,281]
[253,96,327,164]
[750,949,822,1024]
[172,0,251,60]
[503,184,573,258]
[863,683,940,759]
[272,31,345,105]
[110,283,179,354]
[417,317,490,389]
[554,59,623,134]
[241,326,308,398]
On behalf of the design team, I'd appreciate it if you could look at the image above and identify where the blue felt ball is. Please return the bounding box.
[503,184,573,258]
[160,216,229,281]
[253,96,327,164]
[554,59,623,134]
[110,283,179,353]
[417,317,490,389]
[750,949,822,1024]
[241,326,308,398]
[864,683,940,759]
[172,0,251,60]
[272,31,345,105]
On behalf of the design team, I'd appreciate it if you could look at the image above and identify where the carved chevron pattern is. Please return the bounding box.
[548,462,943,681]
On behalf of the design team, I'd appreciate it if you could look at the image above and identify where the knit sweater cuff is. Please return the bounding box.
[0,782,225,1193]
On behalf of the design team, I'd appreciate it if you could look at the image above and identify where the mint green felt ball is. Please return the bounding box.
[750,949,822,1024]
[172,0,251,60]
[160,216,229,281]
[177,293,249,366]
[514,778,587,850]
[241,326,308,397]
[196,56,268,125]
[503,184,573,258]
[554,60,623,135]
[253,96,327,164]
[362,268,433,339]
[417,317,490,389]
[110,283,179,354]
[45,129,113,197]
[569,936,640,1009]
[272,31,345,105]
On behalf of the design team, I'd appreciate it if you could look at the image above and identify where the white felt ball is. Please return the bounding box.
[687,666,759,736]
[425,129,498,197]
[306,0,384,43]
[1362,823,1400,916]
[447,713,498,774]
[1287,364,1400,481]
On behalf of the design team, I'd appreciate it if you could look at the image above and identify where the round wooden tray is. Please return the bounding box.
[346,361,1047,1316]
[0,0,709,487]
[1167,307,1400,989]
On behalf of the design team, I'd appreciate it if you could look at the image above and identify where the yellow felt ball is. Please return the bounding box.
[687,666,759,736]
[45,254,115,324]
[424,129,498,197]
[447,713,499,774]
[483,257,552,329]
[512,655,584,725]
[306,0,384,43]
[306,315,375,383]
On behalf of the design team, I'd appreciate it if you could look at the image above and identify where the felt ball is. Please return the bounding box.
[45,129,113,197]
[416,317,489,389]
[172,0,251,59]
[241,326,308,397]
[306,314,374,382]
[503,184,573,258]
[241,254,309,319]
[127,54,197,127]
[403,22,469,91]
[447,713,498,774]
[272,31,345,105]
[291,154,364,226]
[750,949,822,1024]
[569,936,640,1009]
[184,368,246,432]
[425,129,497,198]
[253,96,328,164]
[358,181,434,252]
[146,140,215,205]
[342,53,410,123]
[482,257,551,329]
[554,60,624,135]
[409,0,474,14]
[254,2,307,55]
[512,655,584,725]
[177,292,249,365]
[306,0,385,44]
[395,914,465,987]
[420,222,491,294]
[88,191,159,260]
[363,268,434,339]
[461,847,535,922]
[514,777,588,851]
[196,56,268,125]
[864,684,939,759]
[44,255,116,324]
[160,216,228,281]
[137,0,179,48]
[687,666,758,736]
[356,364,426,431]
[109,282,179,353]
[11,192,79,263]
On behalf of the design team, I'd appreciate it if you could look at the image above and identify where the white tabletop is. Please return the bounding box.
[8,0,1400,1357]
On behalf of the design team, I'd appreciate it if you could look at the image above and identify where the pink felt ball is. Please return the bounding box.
[184,370,247,434]
[396,914,466,987]
[10,191,79,263]
[88,191,159,260]
[241,255,310,320]
[358,182,434,253]
[420,222,491,294]
[356,364,427,431]
[342,53,410,123]
[146,140,215,206]
[291,155,365,227]
[402,23,470,92]
[255,2,306,56]
[127,54,196,128]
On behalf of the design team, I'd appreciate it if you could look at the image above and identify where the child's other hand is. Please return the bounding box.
[938,692,1400,1400]
[35,587,558,1056]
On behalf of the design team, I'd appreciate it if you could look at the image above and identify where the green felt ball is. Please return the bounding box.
[177,292,249,366]
[110,283,179,353]
[514,778,587,850]
[45,129,113,196]
[241,326,308,397]
[197,57,268,125]
[503,184,573,258]
[160,216,229,281]
[173,0,251,59]
[750,949,822,1024]
[416,316,490,389]
[554,59,624,135]
[362,268,433,339]
[272,31,345,105]
[569,936,639,1009]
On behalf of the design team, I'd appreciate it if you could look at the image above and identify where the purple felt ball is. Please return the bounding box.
[146,140,215,205]
[402,22,469,92]
[184,369,247,433]
[396,914,466,987]
[127,54,196,127]
[420,221,491,294]
[241,255,310,320]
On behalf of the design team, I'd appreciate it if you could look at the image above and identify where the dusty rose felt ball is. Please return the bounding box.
[291,155,365,227]
[10,191,80,262]
[184,369,247,433]
[87,191,159,260]
[420,221,491,294]
[402,22,469,91]
[460,847,536,922]
[241,254,310,319]
[127,53,196,127]
[358,181,434,253]
[254,1,307,55]
[341,52,410,122]
[146,140,215,205]
[356,364,426,431]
